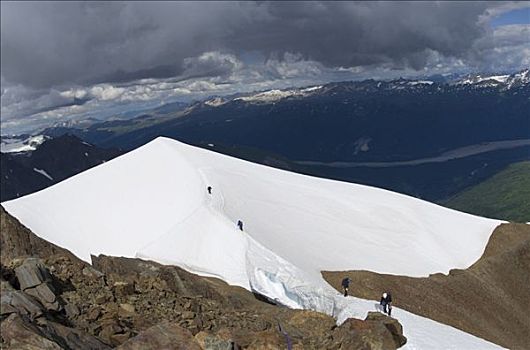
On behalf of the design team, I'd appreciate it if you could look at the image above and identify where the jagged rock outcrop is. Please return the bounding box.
[1,311,111,350]
[330,312,407,350]
[1,287,43,320]
[15,258,61,311]
[1,264,110,350]
[1,313,63,350]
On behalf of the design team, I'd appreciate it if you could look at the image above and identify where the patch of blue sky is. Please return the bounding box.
[490,7,530,27]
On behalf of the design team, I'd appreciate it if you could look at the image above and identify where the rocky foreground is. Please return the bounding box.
[1,206,406,349]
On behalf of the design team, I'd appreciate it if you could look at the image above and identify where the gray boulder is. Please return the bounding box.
[333,312,407,350]
[14,258,51,290]
[0,313,62,349]
[1,289,44,319]
[1,312,111,350]
[14,257,61,311]
[25,283,60,311]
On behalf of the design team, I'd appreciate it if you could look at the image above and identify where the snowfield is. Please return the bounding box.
[234,86,322,103]
[0,134,49,153]
[3,137,503,349]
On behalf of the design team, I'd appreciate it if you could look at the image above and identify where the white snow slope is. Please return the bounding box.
[3,137,503,349]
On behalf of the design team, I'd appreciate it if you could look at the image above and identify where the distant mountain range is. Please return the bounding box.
[31,69,529,158]
[2,70,528,216]
[0,135,122,202]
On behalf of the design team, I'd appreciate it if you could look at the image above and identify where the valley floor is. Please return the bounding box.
[297,138,530,167]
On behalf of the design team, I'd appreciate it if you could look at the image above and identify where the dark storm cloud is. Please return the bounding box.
[235,1,491,69]
[1,1,517,89]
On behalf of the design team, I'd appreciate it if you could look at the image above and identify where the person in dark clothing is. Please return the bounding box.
[380,292,393,316]
[341,277,352,297]
[207,186,212,194]
[237,220,243,231]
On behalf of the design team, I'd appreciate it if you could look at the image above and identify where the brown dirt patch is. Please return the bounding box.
[322,223,530,349]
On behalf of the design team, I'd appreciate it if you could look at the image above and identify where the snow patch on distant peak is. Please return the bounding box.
[458,74,510,86]
[486,75,510,83]
[204,97,226,107]
[33,168,54,181]
[1,135,49,153]
[235,86,322,103]
[506,69,530,89]
[451,70,530,90]
[236,89,297,103]
[301,85,323,92]
[408,80,434,85]
[515,69,529,80]
[353,137,371,155]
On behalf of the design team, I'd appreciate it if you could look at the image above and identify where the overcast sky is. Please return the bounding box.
[1,1,529,135]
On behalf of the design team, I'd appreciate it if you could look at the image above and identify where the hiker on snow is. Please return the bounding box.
[341,277,352,297]
[380,292,392,316]
[237,220,243,231]
[207,186,212,194]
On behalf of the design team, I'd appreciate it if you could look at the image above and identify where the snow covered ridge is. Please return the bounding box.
[203,97,227,107]
[234,86,323,103]
[0,134,49,153]
[228,69,528,105]
[455,69,529,89]
[203,69,528,107]
[2,137,503,348]
[458,75,510,85]
[407,80,434,86]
